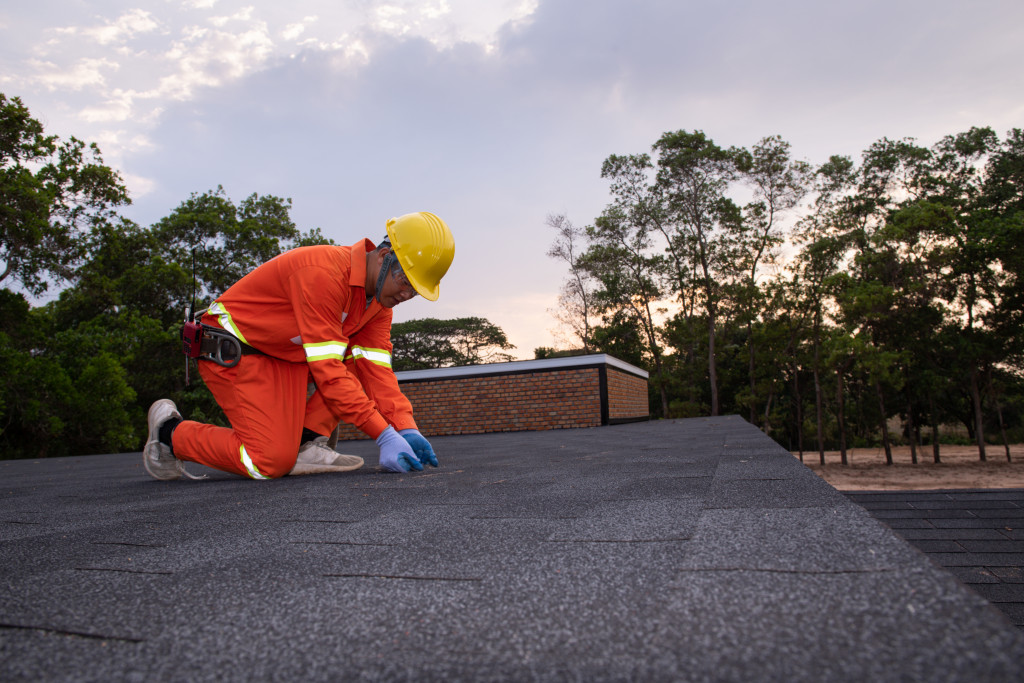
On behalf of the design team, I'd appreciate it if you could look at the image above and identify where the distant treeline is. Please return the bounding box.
[542,128,1023,463]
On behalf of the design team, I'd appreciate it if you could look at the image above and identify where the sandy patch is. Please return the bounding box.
[792,444,1024,491]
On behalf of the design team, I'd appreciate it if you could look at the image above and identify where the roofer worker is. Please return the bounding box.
[142,212,455,481]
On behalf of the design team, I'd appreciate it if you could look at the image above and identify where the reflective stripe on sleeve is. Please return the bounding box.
[303,341,348,362]
[239,445,271,480]
[208,302,248,344]
[347,346,392,369]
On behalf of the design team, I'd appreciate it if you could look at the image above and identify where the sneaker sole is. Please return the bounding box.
[143,440,182,480]
[143,400,183,480]
[289,455,364,476]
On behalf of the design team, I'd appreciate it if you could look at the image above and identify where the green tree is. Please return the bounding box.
[546,213,596,352]
[0,290,137,457]
[1,184,321,458]
[927,129,999,459]
[151,186,323,302]
[590,152,673,416]
[654,130,745,416]
[50,218,188,328]
[978,128,1024,460]
[588,309,651,371]
[791,154,856,463]
[839,137,934,464]
[735,135,812,427]
[390,317,516,371]
[542,123,1024,464]
[1,93,129,295]
[582,205,670,416]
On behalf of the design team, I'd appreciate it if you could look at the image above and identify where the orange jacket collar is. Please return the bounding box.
[350,238,377,292]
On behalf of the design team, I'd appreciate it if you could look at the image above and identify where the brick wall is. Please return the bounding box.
[607,367,651,421]
[333,354,649,441]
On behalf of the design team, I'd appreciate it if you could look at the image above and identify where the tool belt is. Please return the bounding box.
[196,324,265,367]
[182,309,264,369]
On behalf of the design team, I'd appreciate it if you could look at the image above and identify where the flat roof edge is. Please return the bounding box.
[394,353,649,382]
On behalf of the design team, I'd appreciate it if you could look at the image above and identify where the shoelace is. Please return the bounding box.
[298,440,339,465]
[177,462,207,480]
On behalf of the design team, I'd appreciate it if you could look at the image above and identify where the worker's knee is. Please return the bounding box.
[239,443,297,480]
[259,461,294,480]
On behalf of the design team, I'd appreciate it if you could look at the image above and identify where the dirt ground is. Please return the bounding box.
[792,444,1024,491]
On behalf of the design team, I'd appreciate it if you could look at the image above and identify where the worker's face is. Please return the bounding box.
[376,251,419,308]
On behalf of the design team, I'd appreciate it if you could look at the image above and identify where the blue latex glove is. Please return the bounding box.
[400,428,438,468]
[376,426,423,473]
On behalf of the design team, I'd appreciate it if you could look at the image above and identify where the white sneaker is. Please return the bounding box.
[143,399,202,480]
[290,437,364,475]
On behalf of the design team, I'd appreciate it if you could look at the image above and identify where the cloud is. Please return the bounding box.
[157,21,276,98]
[93,128,155,154]
[7,1,540,151]
[69,8,160,45]
[421,1,453,21]
[281,17,317,41]
[121,171,157,198]
[26,56,118,91]
[79,90,134,122]
[208,5,257,28]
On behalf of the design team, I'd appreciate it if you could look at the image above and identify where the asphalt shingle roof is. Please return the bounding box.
[2,415,1023,681]
[847,489,1024,631]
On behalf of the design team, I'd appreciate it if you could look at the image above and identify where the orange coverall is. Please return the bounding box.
[172,239,417,479]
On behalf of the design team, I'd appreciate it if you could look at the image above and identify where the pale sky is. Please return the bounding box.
[3,0,1023,357]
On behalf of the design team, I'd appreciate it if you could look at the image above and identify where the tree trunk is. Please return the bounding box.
[906,399,918,465]
[792,360,804,463]
[813,327,825,466]
[836,371,848,466]
[876,380,893,465]
[994,395,1011,463]
[929,395,941,464]
[689,335,698,405]
[638,297,670,420]
[969,366,986,461]
[708,306,719,416]
[649,347,670,419]
[748,321,757,425]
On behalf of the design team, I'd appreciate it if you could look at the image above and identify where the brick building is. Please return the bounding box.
[335,354,649,440]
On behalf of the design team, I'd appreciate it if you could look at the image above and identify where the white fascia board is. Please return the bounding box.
[394,354,649,382]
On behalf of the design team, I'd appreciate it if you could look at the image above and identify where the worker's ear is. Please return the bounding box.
[372,247,388,273]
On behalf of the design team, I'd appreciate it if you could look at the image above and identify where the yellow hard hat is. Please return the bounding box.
[385,212,455,301]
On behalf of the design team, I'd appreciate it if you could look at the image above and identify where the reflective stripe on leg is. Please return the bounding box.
[239,445,271,480]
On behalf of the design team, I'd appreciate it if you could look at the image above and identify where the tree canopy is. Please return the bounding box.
[391,317,516,371]
[547,126,1024,462]
[1,93,130,295]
